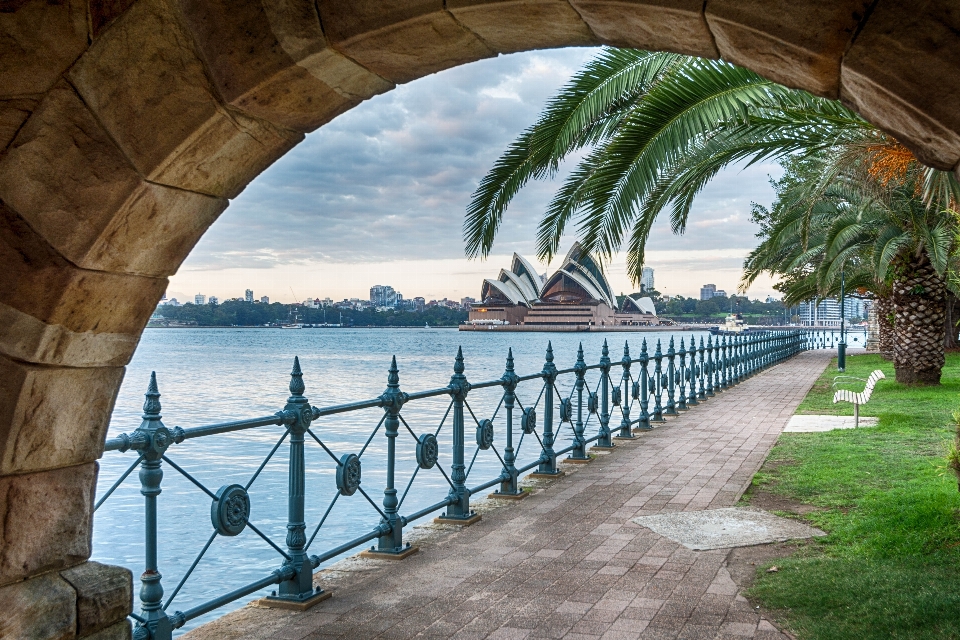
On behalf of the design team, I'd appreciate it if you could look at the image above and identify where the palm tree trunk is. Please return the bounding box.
[944,291,960,350]
[875,295,895,360]
[892,253,946,384]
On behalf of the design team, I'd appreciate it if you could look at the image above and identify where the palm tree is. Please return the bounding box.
[466,48,958,383]
[744,155,958,383]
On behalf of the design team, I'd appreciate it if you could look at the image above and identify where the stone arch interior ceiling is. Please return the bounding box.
[1,0,960,625]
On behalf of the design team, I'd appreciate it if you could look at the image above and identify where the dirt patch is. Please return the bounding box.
[724,541,812,640]
[743,488,824,516]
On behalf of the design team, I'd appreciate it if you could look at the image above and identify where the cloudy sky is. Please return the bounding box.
[167,47,783,305]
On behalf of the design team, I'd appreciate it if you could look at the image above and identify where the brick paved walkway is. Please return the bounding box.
[189,350,832,640]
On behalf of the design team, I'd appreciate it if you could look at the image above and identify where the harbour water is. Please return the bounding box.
[94,327,708,633]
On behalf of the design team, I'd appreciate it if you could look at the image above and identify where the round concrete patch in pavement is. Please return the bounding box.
[631,507,826,550]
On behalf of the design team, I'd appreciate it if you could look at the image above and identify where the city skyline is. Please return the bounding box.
[166,48,783,305]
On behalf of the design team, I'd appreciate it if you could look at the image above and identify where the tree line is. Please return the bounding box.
[152,300,467,327]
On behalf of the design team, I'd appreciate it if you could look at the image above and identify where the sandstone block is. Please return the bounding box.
[68,0,303,198]
[318,2,495,83]
[180,0,393,133]
[81,620,132,640]
[569,0,718,59]
[0,82,228,277]
[90,0,137,38]
[0,0,88,98]
[449,0,598,53]
[0,97,38,150]
[0,201,168,345]
[0,355,123,475]
[0,463,97,586]
[841,1,960,170]
[0,301,138,368]
[0,571,76,640]
[60,562,133,636]
[0,81,142,265]
[706,0,871,98]
[84,183,228,278]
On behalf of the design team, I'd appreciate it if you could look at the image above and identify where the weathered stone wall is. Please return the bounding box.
[1,0,959,634]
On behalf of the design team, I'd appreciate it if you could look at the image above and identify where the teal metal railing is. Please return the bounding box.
[98,331,807,639]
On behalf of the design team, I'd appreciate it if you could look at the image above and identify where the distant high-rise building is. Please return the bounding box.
[641,267,654,292]
[370,285,398,307]
[194,294,206,305]
[714,289,727,298]
[260,295,269,304]
[245,289,254,302]
[208,296,219,305]
[699,284,716,301]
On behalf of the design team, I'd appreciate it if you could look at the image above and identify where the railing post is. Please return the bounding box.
[132,373,173,640]
[271,357,326,599]
[440,348,476,522]
[497,348,523,497]
[676,338,688,411]
[568,343,589,461]
[638,339,652,431]
[651,340,665,423]
[617,341,635,439]
[596,340,614,448]
[719,336,729,390]
[536,342,561,475]
[372,356,410,548]
[664,337,678,416]
[687,338,699,405]
[698,337,707,400]
[705,336,715,397]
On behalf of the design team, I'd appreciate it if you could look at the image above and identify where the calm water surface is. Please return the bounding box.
[94,327,708,633]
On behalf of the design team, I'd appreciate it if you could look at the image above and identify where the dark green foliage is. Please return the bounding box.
[152,300,467,327]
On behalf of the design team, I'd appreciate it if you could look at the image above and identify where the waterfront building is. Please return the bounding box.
[245,289,254,303]
[468,243,659,327]
[208,296,219,305]
[194,294,205,305]
[797,298,865,326]
[641,267,654,292]
[260,295,269,304]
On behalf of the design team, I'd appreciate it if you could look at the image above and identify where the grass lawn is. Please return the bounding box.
[742,353,960,639]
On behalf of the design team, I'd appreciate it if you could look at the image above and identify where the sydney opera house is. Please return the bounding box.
[466,243,659,329]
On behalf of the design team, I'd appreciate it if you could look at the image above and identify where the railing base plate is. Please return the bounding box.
[613,434,636,440]
[359,545,420,560]
[487,490,528,500]
[563,456,593,464]
[433,513,482,526]
[526,471,565,480]
[256,589,331,611]
[590,445,615,451]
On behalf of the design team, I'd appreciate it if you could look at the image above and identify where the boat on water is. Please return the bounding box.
[709,313,765,336]
[281,323,303,329]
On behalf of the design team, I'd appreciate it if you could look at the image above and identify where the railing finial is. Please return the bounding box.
[142,371,161,419]
[289,356,305,397]
[506,347,515,372]
[388,355,400,388]
[454,346,465,375]
[546,341,554,363]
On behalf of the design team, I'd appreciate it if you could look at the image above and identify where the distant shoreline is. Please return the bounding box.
[145,325,462,329]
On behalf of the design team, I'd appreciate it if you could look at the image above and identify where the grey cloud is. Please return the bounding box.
[180,48,780,273]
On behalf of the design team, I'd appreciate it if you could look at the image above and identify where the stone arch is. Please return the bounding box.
[2,0,960,635]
